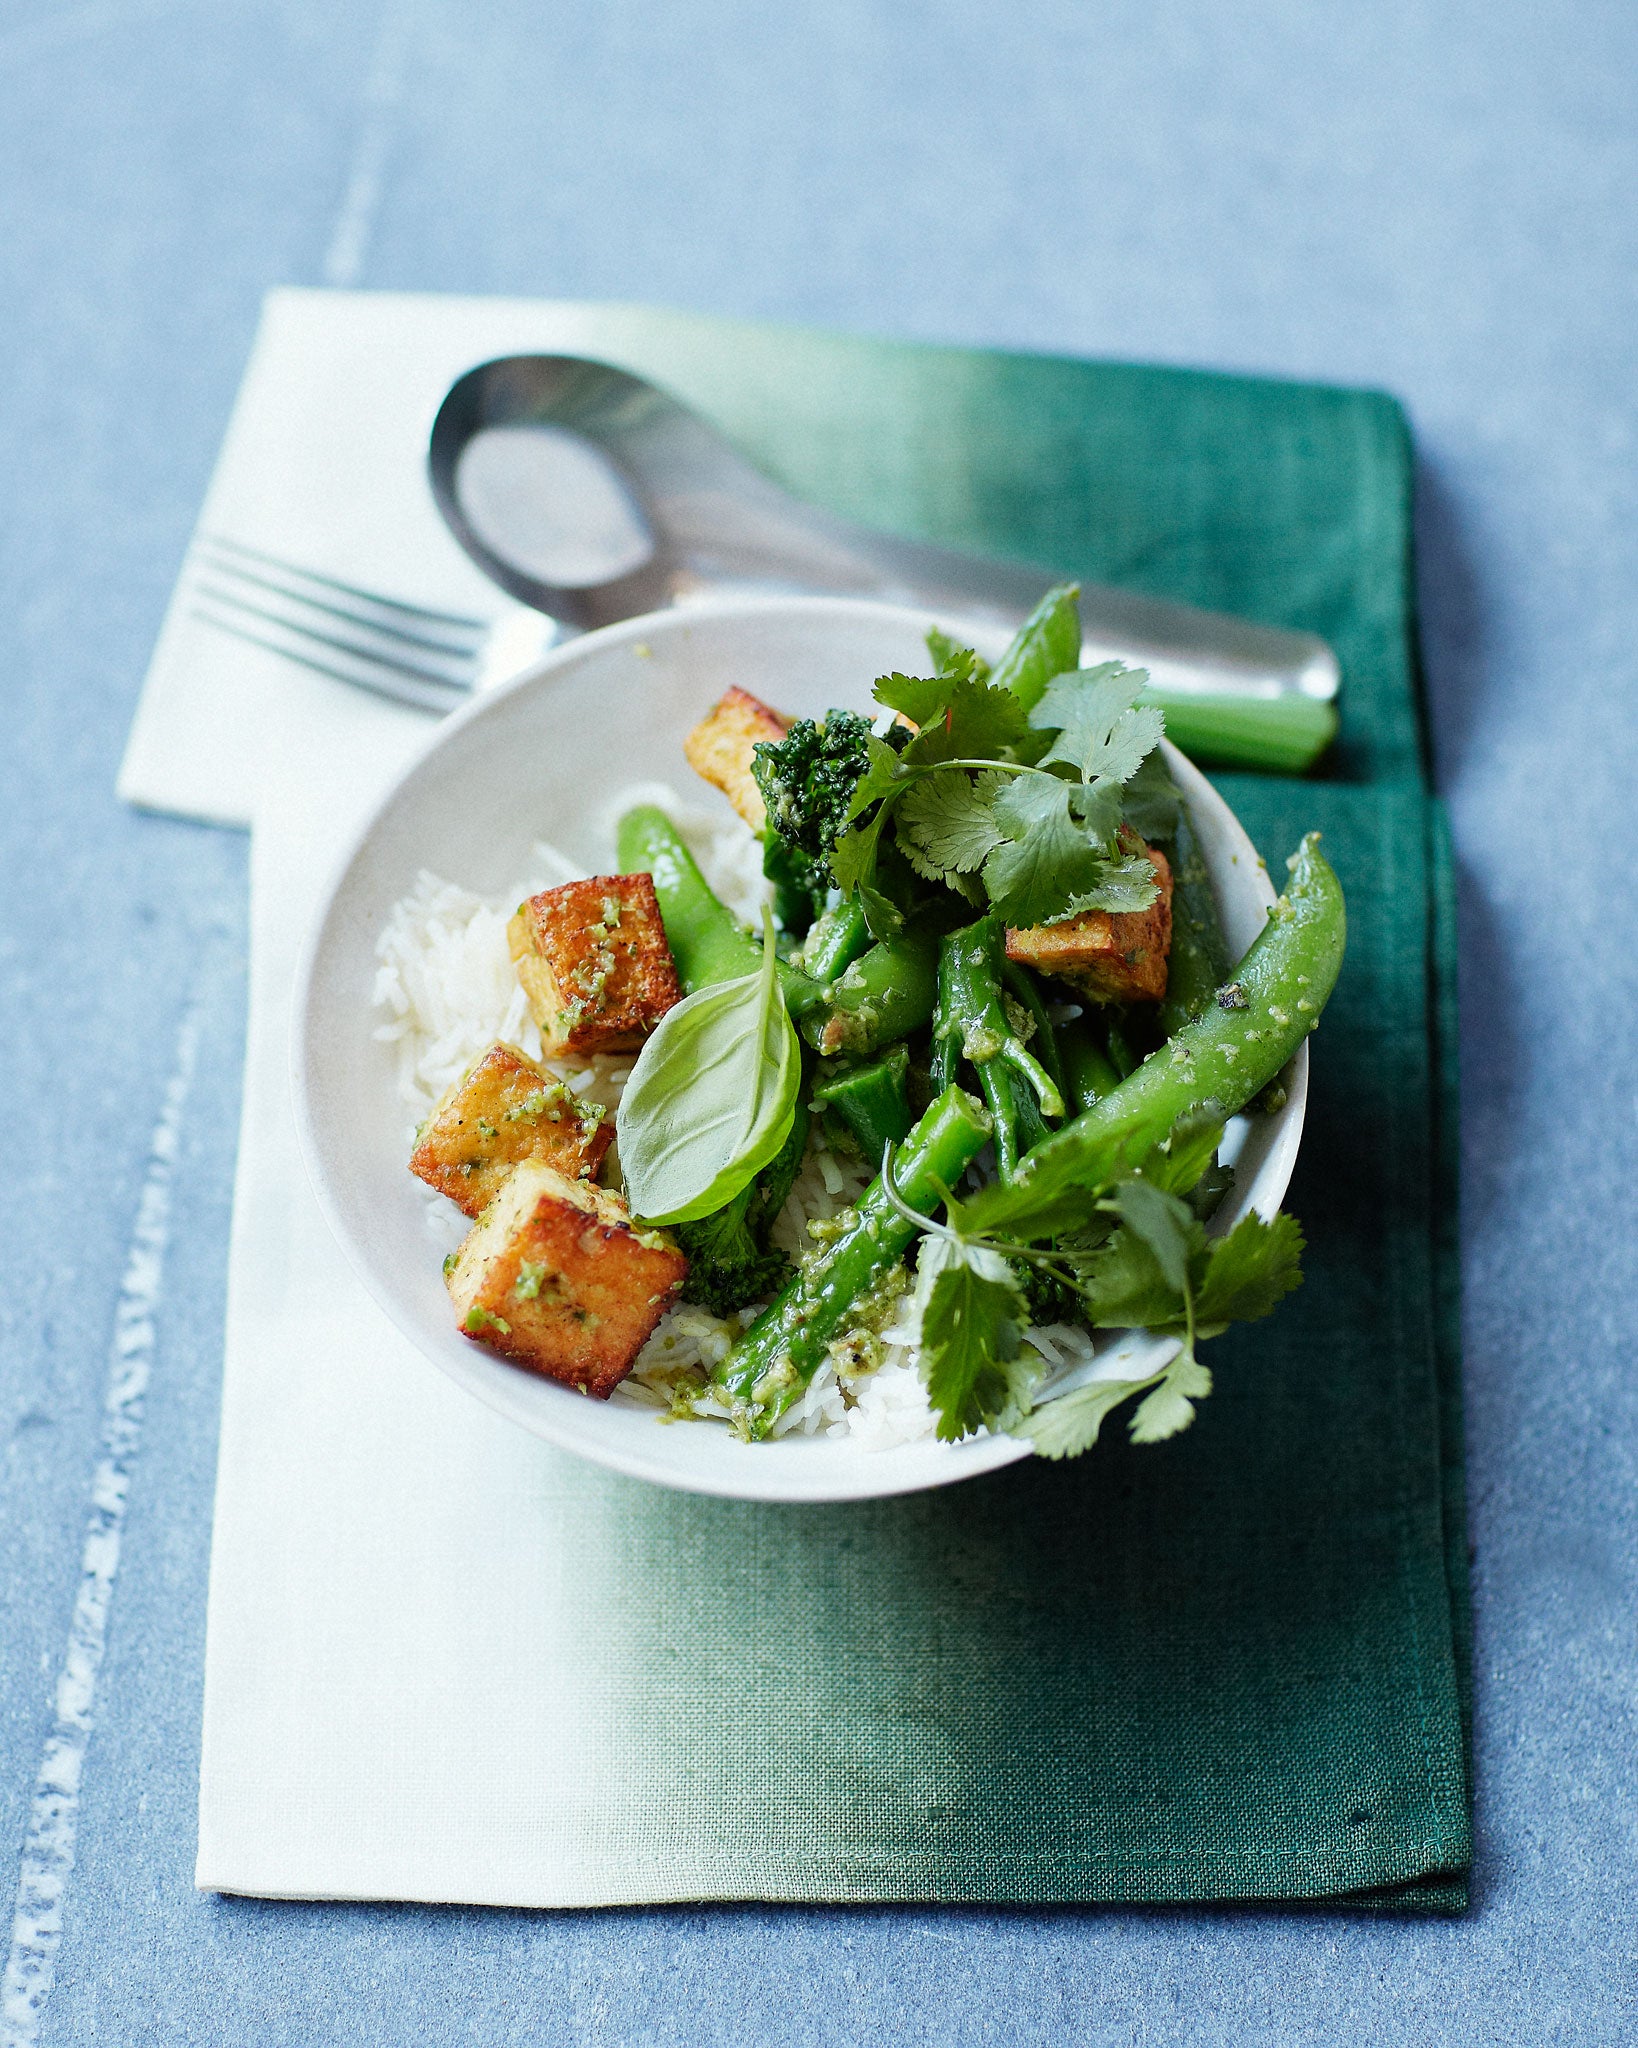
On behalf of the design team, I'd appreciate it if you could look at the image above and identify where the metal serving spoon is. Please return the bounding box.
[428,354,1340,728]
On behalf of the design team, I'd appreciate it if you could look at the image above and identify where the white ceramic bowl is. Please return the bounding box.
[295,597,1306,1504]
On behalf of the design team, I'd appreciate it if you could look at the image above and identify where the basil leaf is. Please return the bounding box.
[615,921,801,1225]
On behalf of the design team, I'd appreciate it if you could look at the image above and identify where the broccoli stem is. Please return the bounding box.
[715,1085,993,1432]
[762,834,822,936]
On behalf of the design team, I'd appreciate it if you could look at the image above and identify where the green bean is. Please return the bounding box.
[1157,806,1232,1039]
[716,1085,993,1430]
[812,1045,913,1161]
[959,833,1347,1240]
[801,929,941,1058]
[1001,959,1065,1101]
[616,805,826,1015]
[1055,1015,1121,1114]
[933,918,1063,1179]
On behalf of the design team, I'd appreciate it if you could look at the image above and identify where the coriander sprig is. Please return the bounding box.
[879,1113,1306,1454]
[828,657,1175,931]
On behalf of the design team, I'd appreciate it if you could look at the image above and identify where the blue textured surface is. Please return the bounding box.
[1,1,1634,2041]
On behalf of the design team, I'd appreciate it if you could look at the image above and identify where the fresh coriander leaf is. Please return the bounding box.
[1121,746,1183,840]
[914,1236,1035,1441]
[1140,1109,1227,1198]
[1065,776,1126,844]
[1054,848,1164,917]
[1032,663,1159,784]
[1023,1375,1149,1459]
[871,670,950,728]
[1129,1355,1213,1442]
[1108,1179,1201,1293]
[844,732,910,822]
[901,675,1037,769]
[1194,1210,1306,1325]
[1076,1224,1187,1329]
[1185,1159,1236,1221]
[897,767,1010,876]
[855,881,904,942]
[981,776,1110,927]
[831,810,888,901]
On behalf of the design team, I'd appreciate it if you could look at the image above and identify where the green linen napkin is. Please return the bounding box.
[506,310,1473,1910]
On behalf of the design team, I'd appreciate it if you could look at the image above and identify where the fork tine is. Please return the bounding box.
[192,578,479,689]
[198,533,491,634]
[190,603,470,715]
[195,548,487,661]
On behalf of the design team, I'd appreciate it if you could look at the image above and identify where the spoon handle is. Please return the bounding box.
[817,520,1339,704]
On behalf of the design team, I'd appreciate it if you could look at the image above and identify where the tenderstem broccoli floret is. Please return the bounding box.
[670,1181,794,1318]
[751,709,901,880]
[671,1103,810,1317]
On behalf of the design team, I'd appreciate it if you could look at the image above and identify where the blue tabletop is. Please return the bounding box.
[2,2,1635,2041]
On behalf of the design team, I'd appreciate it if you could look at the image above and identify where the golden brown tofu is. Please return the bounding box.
[409,1042,613,1217]
[1005,844,1174,1004]
[445,1161,688,1398]
[507,873,682,1059]
[681,686,790,829]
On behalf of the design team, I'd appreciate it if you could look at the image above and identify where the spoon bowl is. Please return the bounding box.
[428,354,1342,724]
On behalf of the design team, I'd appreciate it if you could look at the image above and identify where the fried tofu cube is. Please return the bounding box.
[1005,844,1174,1004]
[682,686,790,829]
[507,873,681,1058]
[410,1042,613,1217]
[445,1161,688,1398]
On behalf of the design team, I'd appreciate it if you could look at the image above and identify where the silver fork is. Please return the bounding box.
[188,534,492,713]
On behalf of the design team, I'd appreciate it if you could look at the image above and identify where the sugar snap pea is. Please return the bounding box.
[958,833,1346,1240]
[801,928,941,1059]
[615,805,826,1015]
[799,896,873,983]
[812,1044,913,1161]
[989,582,1082,712]
[1157,805,1232,1038]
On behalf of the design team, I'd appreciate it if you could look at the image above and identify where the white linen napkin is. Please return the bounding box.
[118,287,676,829]
[169,291,939,1905]
[166,291,713,1901]
[197,724,717,1904]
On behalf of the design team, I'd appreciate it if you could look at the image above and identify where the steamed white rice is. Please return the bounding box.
[371,784,1101,1448]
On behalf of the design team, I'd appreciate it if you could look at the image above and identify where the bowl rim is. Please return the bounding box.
[291,594,1307,1503]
